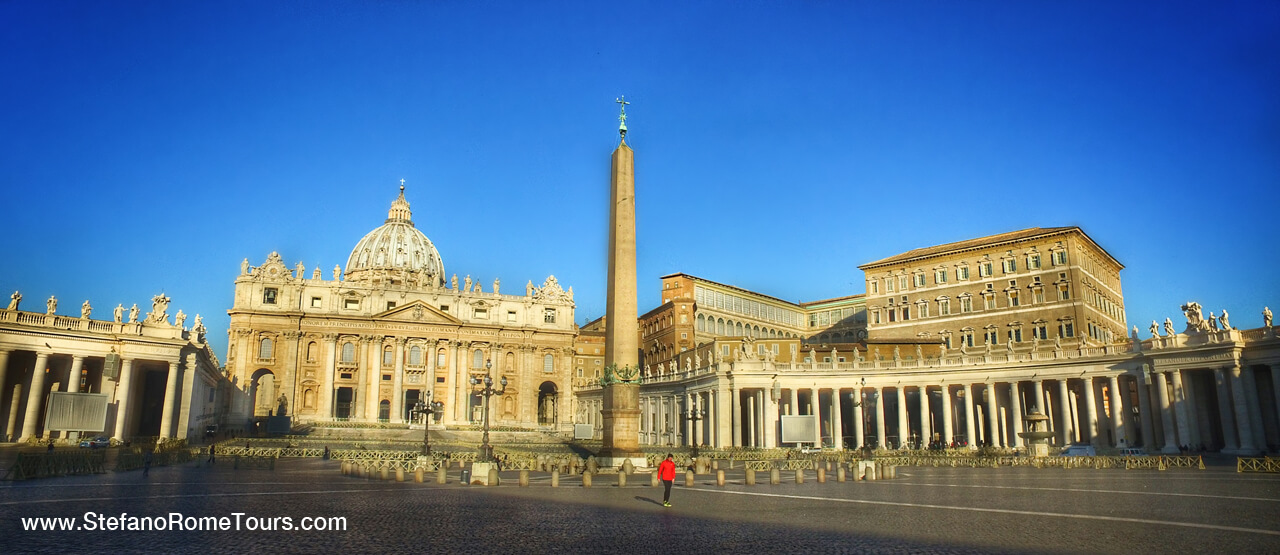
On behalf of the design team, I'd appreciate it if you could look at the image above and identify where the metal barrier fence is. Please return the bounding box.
[4,450,108,480]
[115,448,200,472]
[869,454,1203,470]
[1237,457,1280,473]
[233,456,276,470]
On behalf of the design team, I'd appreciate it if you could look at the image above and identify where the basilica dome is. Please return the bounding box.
[344,186,445,287]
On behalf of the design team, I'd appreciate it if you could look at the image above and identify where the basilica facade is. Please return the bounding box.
[225,186,578,431]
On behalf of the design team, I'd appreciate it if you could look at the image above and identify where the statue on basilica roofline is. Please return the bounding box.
[81,300,91,319]
[493,279,500,296]
[8,291,21,311]
[46,295,57,315]
[527,280,534,296]
[114,304,124,323]
[1220,310,1230,330]
[1163,317,1175,336]
[241,258,249,275]
[1265,307,1273,328]
[1149,320,1159,338]
[1208,312,1219,331]
[464,275,472,292]
[129,304,139,323]
[175,310,187,329]
[333,265,341,281]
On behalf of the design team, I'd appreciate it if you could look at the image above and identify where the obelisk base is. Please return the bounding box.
[598,383,646,468]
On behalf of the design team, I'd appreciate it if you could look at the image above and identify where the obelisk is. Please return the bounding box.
[598,97,644,468]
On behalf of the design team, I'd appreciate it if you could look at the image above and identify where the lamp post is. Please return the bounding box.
[411,392,444,456]
[686,398,705,459]
[470,359,506,462]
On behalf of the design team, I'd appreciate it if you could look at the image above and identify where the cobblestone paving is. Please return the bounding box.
[2,458,1278,554]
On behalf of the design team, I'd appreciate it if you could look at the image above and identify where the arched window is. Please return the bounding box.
[306,341,317,362]
[736,322,744,336]
[259,337,273,359]
[505,351,515,371]
[409,346,422,366]
[341,342,355,363]
[696,314,705,332]
[436,348,447,368]
[543,354,554,373]
[382,345,393,366]
[473,349,485,369]
[717,318,725,335]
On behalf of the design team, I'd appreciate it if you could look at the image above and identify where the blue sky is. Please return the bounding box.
[2,1,1277,358]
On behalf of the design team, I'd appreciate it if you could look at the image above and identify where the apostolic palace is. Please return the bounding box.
[1,126,1278,458]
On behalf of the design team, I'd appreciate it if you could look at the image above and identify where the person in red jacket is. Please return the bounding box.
[658,453,676,507]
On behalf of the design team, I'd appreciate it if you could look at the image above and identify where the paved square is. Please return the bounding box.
[3,458,1279,554]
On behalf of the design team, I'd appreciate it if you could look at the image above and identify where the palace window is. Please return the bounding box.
[1033,288,1046,304]
[1027,254,1041,270]
[959,295,973,313]
[872,310,881,324]
[938,298,951,316]
[341,342,355,363]
[1008,291,1020,307]
[1009,326,1023,343]
[1034,323,1048,340]
[901,306,910,321]
[1059,320,1075,338]
[917,301,929,318]
[960,330,975,348]
[870,281,879,294]
[887,309,896,322]
[544,308,557,323]
[934,269,948,284]
[1059,284,1070,300]
[886,278,895,292]
[1002,259,1017,273]
[1053,250,1067,265]
[984,327,999,345]
[984,294,997,310]
[979,262,993,278]
[913,273,926,287]
[957,266,970,281]
[259,337,273,359]
[900,276,909,290]
[263,288,278,305]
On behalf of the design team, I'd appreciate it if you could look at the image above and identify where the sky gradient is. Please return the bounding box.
[2,1,1277,358]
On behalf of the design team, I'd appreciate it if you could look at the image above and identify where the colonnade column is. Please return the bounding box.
[789,388,798,416]
[1212,368,1239,451]
[111,359,134,440]
[744,393,754,448]
[853,388,865,449]
[1241,366,1266,450]
[1134,371,1155,449]
[1107,375,1124,447]
[963,384,976,449]
[0,350,10,408]
[984,383,999,447]
[812,388,823,447]
[1057,380,1073,446]
[875,387,887,449]
[764,387,777,448]
[918,386,930,446]
[19,353,50,441]
[1169,370,1192,449]
[1154,371,1178,453]
[65,355,85,441]
[731,386,742,448]
[1083,377,1099,447]
[1009,382,1024,449]
[832,389,843,450]
[896,387,908,449]
[941,385,953,447]
[158,360,181,438]
[1227,365,1257,453]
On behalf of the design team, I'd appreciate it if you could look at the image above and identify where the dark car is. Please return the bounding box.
[78,436,110,448]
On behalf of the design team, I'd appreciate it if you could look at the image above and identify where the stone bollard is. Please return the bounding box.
[618,472,626,487]
[770,468,780,485]
[520,469,529,487]
[437,467,447,484]
[745,468,756,485]
[583,472,592,488]
[340,461,348,475]
[651,472,659,487]
[381,467,390,481]
[396,467,405,482]
[795,469,804,484]
[415,468,424,483]
[716,469,725,486]
[888,465,897,479]
[817,467,825,483]
[488,468,499,486]
[551,470,560,488]
[622,459,635,475]
[712,460,719,471]
[837,466,846,482]
[684,469,695,487]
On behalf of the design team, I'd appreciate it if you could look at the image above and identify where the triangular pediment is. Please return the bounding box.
[374,301,462,324]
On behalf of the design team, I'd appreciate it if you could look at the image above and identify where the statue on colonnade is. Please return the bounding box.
[114,304,124,323]
[8,291,20,310]
[46,295,57,315]
[81,300,91,319]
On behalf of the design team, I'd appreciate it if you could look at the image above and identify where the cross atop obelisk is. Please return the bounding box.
[616,96,630,138]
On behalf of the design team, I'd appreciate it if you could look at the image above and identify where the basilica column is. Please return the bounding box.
[158,359,181,438]
[918,386,930,446]
[320,335,337,420]
[391,338,405,423]
[111,359,134,440]
[19,352,50,441]
[1009,382,1024,449]
[832,389,844,450]
[364,336,381,421]
[1057,380,1074,446]
[451,341,469,423]
[1083,377,1099,447]
[1154,371,1178,453]
[963,384,976,448]
[941,385,953,446]
[1107,375,1125,447]
[1213,368,1239,451]
[875,387,888,449]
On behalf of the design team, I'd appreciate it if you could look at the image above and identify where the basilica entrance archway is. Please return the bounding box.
[250,369,276,417]
[335,387,353,419]
[538,382,558,426]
